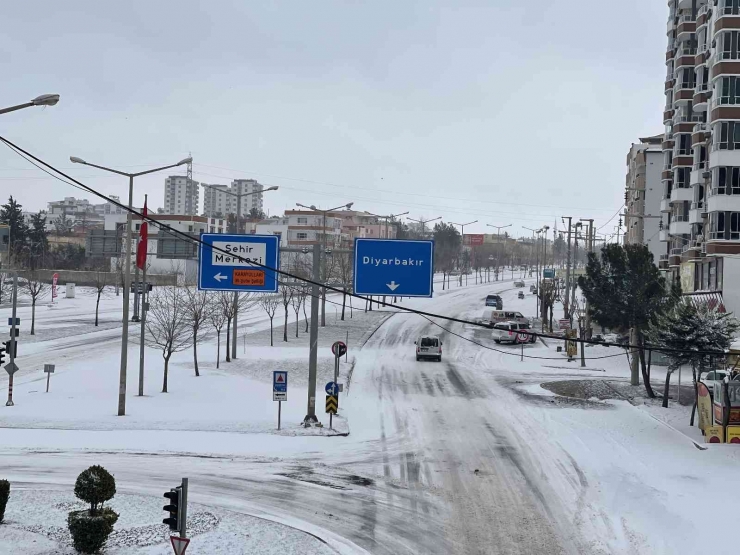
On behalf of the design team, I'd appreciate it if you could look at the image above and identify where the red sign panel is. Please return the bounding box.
[466,234,484,246]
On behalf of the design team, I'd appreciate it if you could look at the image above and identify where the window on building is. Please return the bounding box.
[297,217,308,225]
[675,167,691,188]
[296,232,308,240]
[719,76,740,104]
[723,0,740,17]
[715,166,740,194]
[678,68,696,90]
[716,121,740,150]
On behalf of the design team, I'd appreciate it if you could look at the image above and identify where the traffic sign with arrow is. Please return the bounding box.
[198,233,279,292]
[213,272,227,283]
[353,238,435,298]
[326,395,338,414]
[325,381,338,395]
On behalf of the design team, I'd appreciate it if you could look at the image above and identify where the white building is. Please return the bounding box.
[202,184,233,218]
[624,135,664,266]
[231,179,264,218]
[164,176,200,216]
[284,210,343,246]
[255,216,289,246]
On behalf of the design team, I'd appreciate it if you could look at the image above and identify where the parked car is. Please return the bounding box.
[481,309,529,326]
[514,280,525,287]
[485,294,503,309]
[701,370,728,396]
[415,335,443,362]
[529,284,536,293]
[517,291,525,299]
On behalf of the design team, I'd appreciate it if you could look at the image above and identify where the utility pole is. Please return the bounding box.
[138,194,149,396]
[580,219,594,368]
[304,243,321,426]
[563,216,573,319]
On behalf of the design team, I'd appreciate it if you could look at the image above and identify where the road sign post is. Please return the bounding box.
[44,364,55,393]
[198,234,280,292]
[273,371,288,430]
[6,274,18,407]
[353,239,435,298]
[329,341,347,430]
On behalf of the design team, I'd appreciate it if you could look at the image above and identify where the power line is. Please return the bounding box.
[0,134,731,360]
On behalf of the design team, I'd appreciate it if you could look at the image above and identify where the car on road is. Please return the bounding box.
[514,280,525,287]
[491,321,522,344]
[485,294,503,309]
[700,370,727,396]
[415,335,443,361]
[517,291,525,299]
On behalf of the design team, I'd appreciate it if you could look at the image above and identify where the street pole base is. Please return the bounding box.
[6,400,14,407]
[302,414,319,428]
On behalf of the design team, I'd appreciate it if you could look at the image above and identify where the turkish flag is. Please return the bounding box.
[136,199,148,270]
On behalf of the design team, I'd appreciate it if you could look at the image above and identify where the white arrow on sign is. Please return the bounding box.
[386,281,400,291]
[170,536,190,555]
[214,272,228,282]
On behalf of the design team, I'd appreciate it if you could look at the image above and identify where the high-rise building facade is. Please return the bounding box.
[164,176,200,215]
[231,179,264,217]
[661,0,740,310]
[202,184,234,218]
[625,135,664,266]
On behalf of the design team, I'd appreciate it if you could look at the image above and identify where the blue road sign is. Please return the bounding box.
[543,268,555,279]
[353,238,434,298]
[198,233,280,292]
[273,371,287,401]
[325,381,338,395]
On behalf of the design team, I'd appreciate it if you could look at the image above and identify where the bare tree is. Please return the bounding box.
[290,286,307,338]
[146,286,193,393]
[23,271,49,335]
[91,267,110,327]
[280,285,294,342]
[259,294,281,346]
[209,294,227,369]
[0,272,10,305]
[184,287,211,377]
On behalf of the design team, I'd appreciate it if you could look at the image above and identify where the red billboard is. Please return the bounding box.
[466,234,484,246]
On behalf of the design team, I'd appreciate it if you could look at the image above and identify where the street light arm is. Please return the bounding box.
[69,158,131,177]
[0,94,60,116]
[0,102,34,116]
[132,160,189,177]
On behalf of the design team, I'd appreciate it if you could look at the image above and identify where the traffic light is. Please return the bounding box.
[3,340,16,358]
[163,487,182,531]
[0,343,5,365]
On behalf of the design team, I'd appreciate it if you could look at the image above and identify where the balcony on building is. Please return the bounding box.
[666,41,677,62]
[689,201,706,224]
[664,108,675,124]
[669,247,683,267]
[693,83,709,111]
[715,4,740,32]
[661,198,671,213]
[708,189,740,213]
[677,14,697,37]
[692,122,708,145]
[662,136,675,150]
[670,216,692,236]
[697,4,710,28]
[670,184,694,203]
[659,254,670,269]
[673,112,703,133]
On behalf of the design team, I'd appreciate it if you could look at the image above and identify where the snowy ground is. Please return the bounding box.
[1,274,738,554]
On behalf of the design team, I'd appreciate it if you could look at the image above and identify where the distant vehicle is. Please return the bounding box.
[517,291,525,299]
[520,266,526,271]
[514,280,525,287]
[482,309,528,326]
[485,294,503,309]
[701,370,727,396]
[529,284,536,292]
[415,335,443,362]
[449,270,460,276]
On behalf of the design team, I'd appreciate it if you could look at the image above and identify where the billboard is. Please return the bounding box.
[466,234,485,247]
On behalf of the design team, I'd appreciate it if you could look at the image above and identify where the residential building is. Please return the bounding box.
[231,179,264,218]
[284,209,343,246]
[46,197,104,233]
[624,135,664,266]
[336,210,397,241]
[202,184,233,218]
[660,0,740,313]
[255,216,289,246]
[164,176,200,215]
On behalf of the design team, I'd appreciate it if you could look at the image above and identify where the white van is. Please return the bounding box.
[415,335,443,362]
[491,321,526,344]
[481,309,528,326]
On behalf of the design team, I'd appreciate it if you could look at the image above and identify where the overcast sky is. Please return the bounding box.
[0,0,666,239]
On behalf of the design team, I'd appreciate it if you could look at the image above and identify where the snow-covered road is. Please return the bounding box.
[2,278,740,554]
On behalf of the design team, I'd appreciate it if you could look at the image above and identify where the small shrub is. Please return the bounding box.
[68,466,118,553]
[74,466,116,515]
[0,480,9,523]
[68,508,118,554]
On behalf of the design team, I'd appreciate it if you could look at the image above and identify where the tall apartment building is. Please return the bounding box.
[202,184,233,218]
[232,179,264,217]
[624,135,664,265]
[661,0,740,312]
[164,176,200,215]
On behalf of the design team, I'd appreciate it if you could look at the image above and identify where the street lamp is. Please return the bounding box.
[406,216,441,237]
[369,211,409,239]
[69,155,191,416]
[450,220,478,285]
[0,94,60,116]
[295,201,353,327]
